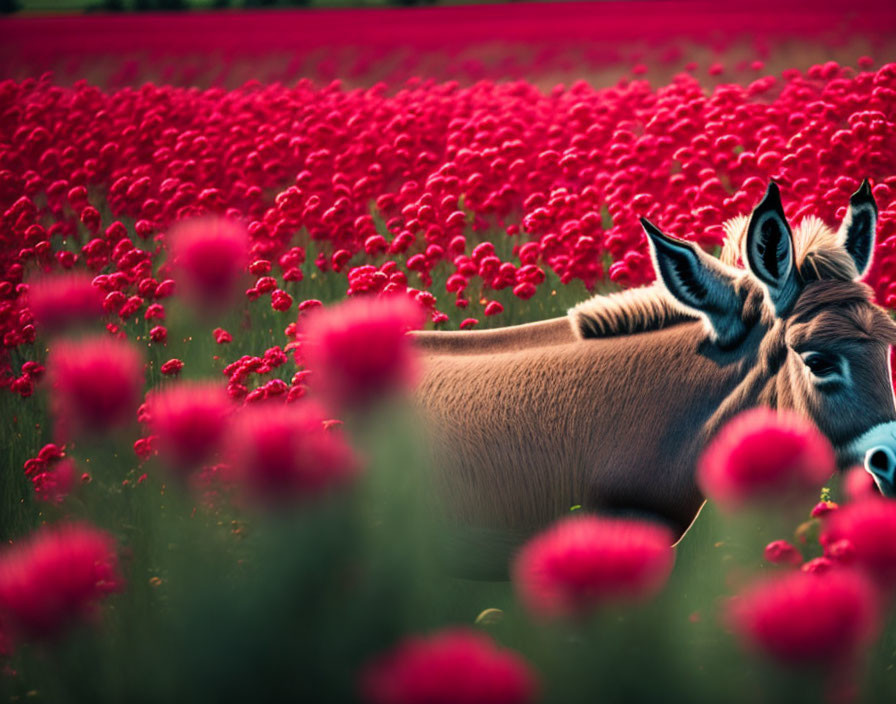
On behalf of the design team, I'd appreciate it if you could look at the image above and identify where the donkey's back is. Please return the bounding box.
[414,316,728,539]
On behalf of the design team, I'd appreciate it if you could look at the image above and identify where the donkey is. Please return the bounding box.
[413,181,896,572]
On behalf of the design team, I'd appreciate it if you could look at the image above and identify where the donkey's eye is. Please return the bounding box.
[802,352,841,379]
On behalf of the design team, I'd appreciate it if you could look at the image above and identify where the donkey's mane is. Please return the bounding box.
[570,214,860,340]
[569,284,695,339]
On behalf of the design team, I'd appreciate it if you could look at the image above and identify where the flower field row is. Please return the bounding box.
[2,9,896,700]
[3,59,896,396]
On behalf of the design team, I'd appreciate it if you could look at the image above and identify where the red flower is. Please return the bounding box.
[821,498,896,590]
[149,325,167,344]
[146,381,231,473]
[226,402,359,504]
[213,327,232,344]
[698,408,835,511]
[512,515,675,619]
[300,295,423,411]
[801,557,834,574]
[27,272,104,334]
[23,444,74,504]
[727,569,879,666]
[360,628,538,704]
[484,301,504,316]
[169,216,249,313]
[764,540,802,567]
[0,523,124,640]
[47,335,144,437]
[843,466,877,503]
[298,299,322,312]
[811,500,839,518]
[30,458,75,505]
[271,289,293,312]
[160,358,184,376]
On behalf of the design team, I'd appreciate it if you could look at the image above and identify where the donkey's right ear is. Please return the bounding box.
[744,182,801,316]
[643,218,746,348]
[836,178,878,279]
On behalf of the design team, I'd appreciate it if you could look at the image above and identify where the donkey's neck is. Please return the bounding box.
[701,321,782,440]
[573,320,762,531]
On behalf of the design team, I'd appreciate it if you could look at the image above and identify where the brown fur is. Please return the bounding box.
[413,212,896,574]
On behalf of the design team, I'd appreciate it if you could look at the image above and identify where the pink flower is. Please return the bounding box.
[271,289,293,312]
[821,498,896,590]
[146,381,231,473]
[843,466,878,503]
[27,272,104,334]
[698,409,835,511]
[149,325,167,344]
[811,500,839,518]
[801,557,834,574]
[727,569,879,666]
[30,458,75,504]
[300,295,423,411]
[169,216,249,313]
[512,515,675,619]
[226,402,359,504]
[764,540,802,566]
[484,301,504,316]
[824,539,856,566]
[47,335,144,436]
[0,523,124,640]
[23,444,74,504]
[298,299,322,312]
[360,628,538,704]
[160,358,184,376]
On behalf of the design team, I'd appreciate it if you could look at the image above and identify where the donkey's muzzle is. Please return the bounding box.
[865,446,896,498]
[844,421,896,498]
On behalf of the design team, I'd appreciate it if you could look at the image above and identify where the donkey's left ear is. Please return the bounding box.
[744,182,801,316]
[643,218,746,348]
[837,179,878,279]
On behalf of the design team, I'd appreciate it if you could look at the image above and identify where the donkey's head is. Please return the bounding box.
[644,181,896,496]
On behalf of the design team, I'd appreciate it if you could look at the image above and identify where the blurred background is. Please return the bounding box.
[2,1,894,92]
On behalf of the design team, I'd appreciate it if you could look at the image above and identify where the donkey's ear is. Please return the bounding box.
[837,179,878,278]
[643,218,746,347]
[744,182,801,315]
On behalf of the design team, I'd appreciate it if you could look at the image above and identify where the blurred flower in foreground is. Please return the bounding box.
[226,402,359,505]
[146,381,231,474]
[512,515,674,619]
[360,628,538,704]
[727,569,879,667]
[300,295,424,411]
[27,272,104,334]
[0,523,123,641]
[169,216,249,313]
[698,408,835,511]
[0,616,10,658]
[821,498,896,591]
[843,466,878,503]
[47,335,144,437]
